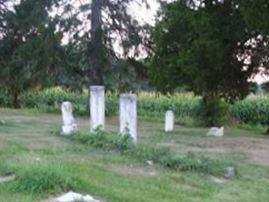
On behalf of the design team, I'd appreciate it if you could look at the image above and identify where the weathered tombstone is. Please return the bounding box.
[207,127,224,137]
[165,110,174,132]
[90,86,105,132]
[120,94,137,143]
[61,102,78,135]
[224,166,236,179]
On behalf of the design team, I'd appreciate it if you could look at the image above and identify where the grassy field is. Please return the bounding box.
[0,108,269,202]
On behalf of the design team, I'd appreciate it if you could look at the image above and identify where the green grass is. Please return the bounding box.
[0,108,269,201]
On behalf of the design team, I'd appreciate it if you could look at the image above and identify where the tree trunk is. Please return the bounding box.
[201,93,223,127]
[89,0,103,85]
[13,90,20,108]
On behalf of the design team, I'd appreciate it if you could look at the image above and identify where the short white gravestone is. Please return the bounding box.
[120,94,137,143]
[165,110,175,132]
[207,127,224,137]
[61,102,78,135]
[90,86,105,132]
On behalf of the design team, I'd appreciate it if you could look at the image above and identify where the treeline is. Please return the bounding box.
[0,0,269,127]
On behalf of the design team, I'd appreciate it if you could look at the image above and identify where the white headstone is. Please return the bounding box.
[90,86,105,132]
[207,127,224,137]
[165,110,174,132]
[61,102,78,135]
[120,94,137,143]
[224,166,235,179]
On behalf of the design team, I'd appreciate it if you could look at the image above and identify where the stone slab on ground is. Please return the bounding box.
[209,176,227,184]
[45,191,100,202]
[207,127,224,137]
[0,175,16,184]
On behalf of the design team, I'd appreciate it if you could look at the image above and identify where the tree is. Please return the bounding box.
[75,0,150,87]
[0,0,64,107]
[149,0,269,126]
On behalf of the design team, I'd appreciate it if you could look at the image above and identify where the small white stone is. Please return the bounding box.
[210,176,227,184]
[61,102,78,135]
[147,160,153,166]
[55,191,99,202]
[207,127,224,137]
[0,175,16,184]
[165,110,174,132]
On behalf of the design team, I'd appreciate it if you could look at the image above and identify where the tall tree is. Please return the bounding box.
[150,0,269,125]
[0,0,64,107]
[87,0,150,86]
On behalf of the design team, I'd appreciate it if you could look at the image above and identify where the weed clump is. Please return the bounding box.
[73,128,134,153]
[69,129,231,176]
[11,163,78,194]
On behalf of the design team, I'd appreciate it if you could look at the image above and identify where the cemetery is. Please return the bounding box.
[0,86,269,201]
[1,0,269,201]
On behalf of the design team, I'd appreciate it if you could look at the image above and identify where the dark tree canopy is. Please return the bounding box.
[0,0,64,107]
[150,0,269,102]
[48,0,150,90]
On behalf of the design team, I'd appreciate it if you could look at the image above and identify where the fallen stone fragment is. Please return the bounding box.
[0,175,16,184]
[209,176,227,184]
[207,127,224,137]
[147,160,153,166]
[55,191,100,202]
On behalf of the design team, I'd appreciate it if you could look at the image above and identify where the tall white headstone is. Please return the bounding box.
[165,110,174,132]
[61,101,78,135]
[120,94,137,143]
[90,86,105,132]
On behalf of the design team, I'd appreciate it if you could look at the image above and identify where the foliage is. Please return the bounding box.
[20,87,88,116]
[0,0,64,107]
[149,0,269,125]
[198,96,230,126]
[3,88,269,126]
[70,129,228,176]
[11,163,78,194]
[56,0,150,87]
[72,128,134,153]
[232,97,269,126]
